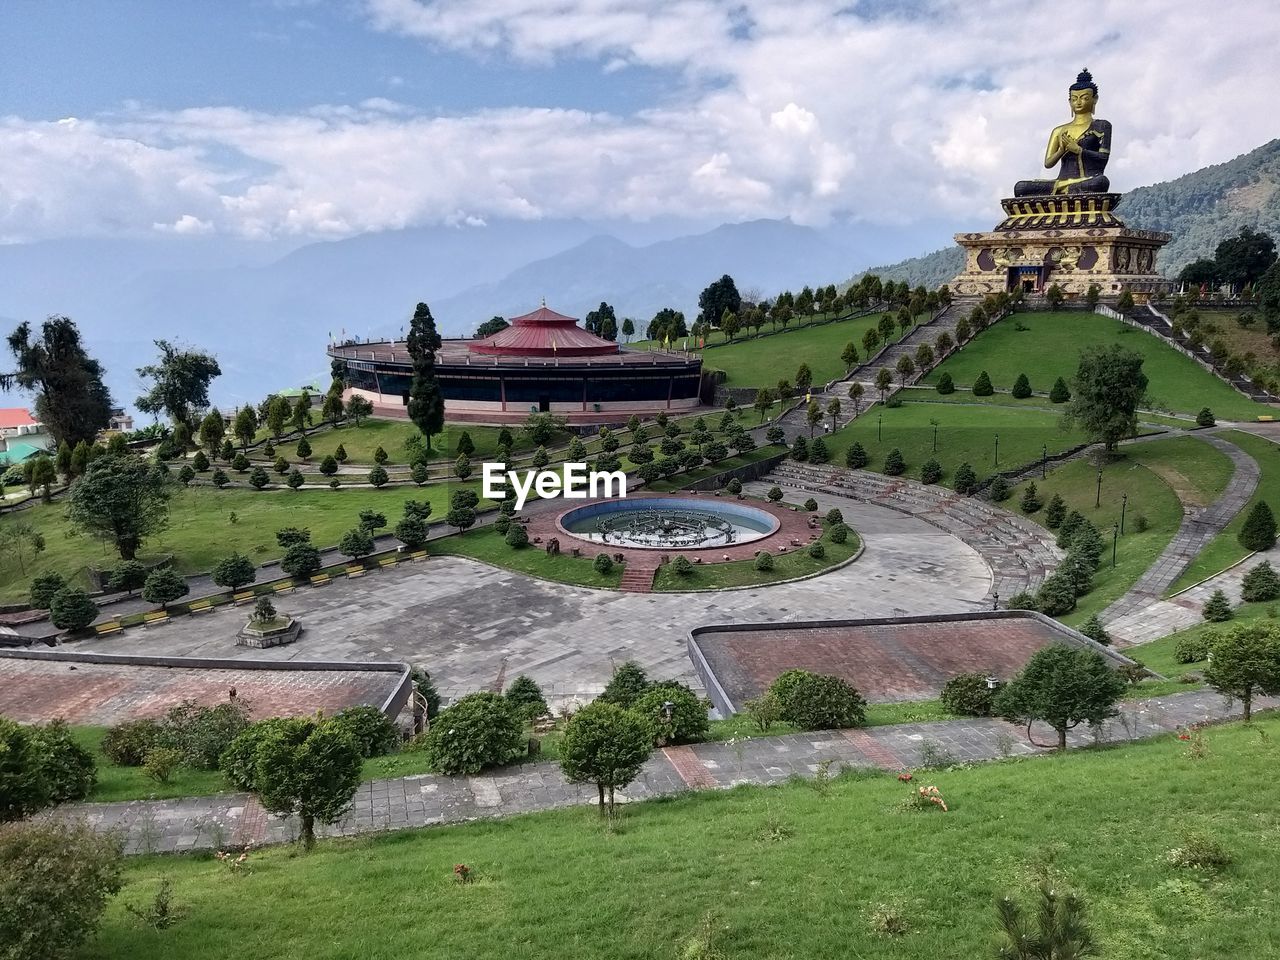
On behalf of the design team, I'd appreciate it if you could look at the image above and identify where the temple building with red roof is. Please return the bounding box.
[328,304,705,424]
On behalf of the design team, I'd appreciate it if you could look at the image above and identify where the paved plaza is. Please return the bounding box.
[75,494,993,704]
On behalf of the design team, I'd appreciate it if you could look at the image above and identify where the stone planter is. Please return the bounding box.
[237,616,301,648]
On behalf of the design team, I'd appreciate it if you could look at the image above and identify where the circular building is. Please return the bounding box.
[329,304,705,425]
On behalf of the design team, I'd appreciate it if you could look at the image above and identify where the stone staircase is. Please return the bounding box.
[618,555,661,593]
[765,460,1061,600]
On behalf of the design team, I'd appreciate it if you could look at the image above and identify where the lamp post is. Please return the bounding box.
[931,419,939,453]
[877,412,882,442]
[1095,468,1103,508]
[1120,492,1128,535]
[994,433,999,466]
[1112,524,1118,567]
[1041,444,1047,480]
[992,591,999,611]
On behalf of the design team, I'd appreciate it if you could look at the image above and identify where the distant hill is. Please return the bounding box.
[858,138,1280,287]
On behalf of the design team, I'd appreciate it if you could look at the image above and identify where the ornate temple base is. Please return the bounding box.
[951,196,1172,298]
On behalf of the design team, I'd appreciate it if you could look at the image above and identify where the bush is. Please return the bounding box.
[769,670,866,730]
[807,541,826,560]
[953,462,978,495]
[143,747,183,784]
[504,675,549,720]
[593,553,614,575]
[281,542,322,579]
[1019,482,1043,514]
[101,719,164,767]
[803,497,818,511]
[1044,494,1066,528]
[920,458,942,484]
[30,571,68,609]
[940,673,1000,716]
[211,552,256,591]
[1167,831,1232,871]
[845,441,869,469]
[825,508,844,525]
[422,692,526,775]
[30,721,96,803]
[1011,373,1032,398]
[249,466,269,489]
[1174,633,1211,664]
[220,718,297,790]
[987,475,1011,502]
[827,523,850,544]
[972,370,994,396]
[0,717,49,822]
[1078,614,1111,646]
[1005,590,1038,611]
[882,448,905,476]
[329,706,399,758]
[1196,407,1216,427]
[754,550,775,571]
[1056,510,1085,548]
[631,683,708,745]
[670,555,694,577]
[141,567,189,608]
[161,698,253,770]
[0,819,123,960]
[1049,377,1071,403]
[1203,589,1233,622]
[192,451,209,472]
[599,661,650,709]
[1239,501,1277,551]
[767,486,783,502]
[1242,560,1280,602]
[1034,572,1078,616]
[790,435,809,462]
[367,464,389,488]
[935,372,955,394]
[504,523,530,549]
[49,587,99,632]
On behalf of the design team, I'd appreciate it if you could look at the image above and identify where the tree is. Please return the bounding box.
[28,571,65,610]
[504,674,548,720]
[65,454,171,560]
[698,274,741,330]
[28,455,56,502]
[862,326,880,355]
[1241,560,1280,602]
[474,315,509,338]
[338,527,375,561]
[841,341,859,370]
[583,302,616,337]
[290,391,313,436]
[446,501,476,534]
[806,399,822,438]
[1239,500,1277,551]
[598,660,651,708]
[135,339,221,426]
[826,397,842,432]
[367,464,389,488]
[321,387,345,423]
[972,370,994,396]
[140,566,188,609]
[400,303,445,451]
[752,387,775,423]
[996,884,1097,960]
[2,317,112,447]
[559,702,653,817]
[1214,226,1277,289]
[1202,589,1233,622]
[720,309,740,342]
[211,553,256,591]
[914,342,934,371]
[1011,373,1032,398]
[48,587,98,632]
[874,367,893,402]
[1065,345,1148,454]
[883,447,906,476]
[1204,622,1280,721]
[198,409,225,457]
[394,516,429,549]
[1049,377,1071,403]
[346,394,373,425]
[106,560,147,596]
[795,363,813,394]
[994,645,1127,750]
[621,317,635,342]
[0,819,124,960]
[845,441,868,469]
[251,717,363,849]
[281,542,322,579]
[422,692,525,775]
[847,381,864,413]
[895,354,916,386]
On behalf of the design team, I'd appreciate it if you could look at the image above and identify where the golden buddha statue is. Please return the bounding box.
[1014,69,1111,197]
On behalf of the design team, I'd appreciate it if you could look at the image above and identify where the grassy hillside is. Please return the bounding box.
[923,312,1270,421]
[707,312,890,387]
[93,716,1280,960]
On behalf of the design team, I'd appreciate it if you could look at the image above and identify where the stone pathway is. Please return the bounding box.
[1101,433,1260,639]
[58,689,1269,855]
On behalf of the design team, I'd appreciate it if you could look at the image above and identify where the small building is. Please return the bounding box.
[329,304,705,424]
[0,408,51,467]
[107,408,134,433]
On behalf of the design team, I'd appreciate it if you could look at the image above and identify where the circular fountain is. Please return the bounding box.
[558,497,779,550]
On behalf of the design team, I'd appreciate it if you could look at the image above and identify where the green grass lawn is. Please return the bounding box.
[652,527,860,591]
[0,484,483,602]
[1170,430,1280,591]
[705,312,892,388]
[1009,436,1229,625]
[823,400,1088,489]
[93,715,1280,960]
[923,311,1271,420]
[280,420,530,465]
[429,526,625,589]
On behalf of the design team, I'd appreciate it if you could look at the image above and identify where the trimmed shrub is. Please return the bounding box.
[1070,521,1105,569]
[845,441,869,469]
[754,550,775,571]
[953,462,977,495]
[809,437,830,464]
[107,560,147,595]
[249,466,269,489]
[30,721,96,803]
[101,719,164,767]
[631,683,708,745]
[920,458,942,484]
[1174,633,1211,664]
[1196,407,1216,427]
[1019,482,1043,514]
[30,572,68,609]
[769,670,867,730]
[670,555,694,577]
[281,542,322,579]
[827,523,850,545]
[790,435,809,462]
[987,475,1011,502]
[935,372,955,395]
[807,541,826,560]
[1242,560,1280,602]
[825,508,844,525]
[505,675,549,720]
[593,553,614,575]
[1049,377,1071,403]
[504,523,530,548]
[329,706,399,758]
[211,553,256,591]
[1005,590,1039,611]
[0,819,123,960]
[1044,494,1066,529]
[803,497,818,511]
[49,587,98,632]
[1057,552,1095,598]
[142,567,189,608]
[422,692,526,775]
[1056,510,1086,549]
[882,448,906,476]
[599,661,650,709]
[1202,589,1233,623]
[1034,572,1077,616]
[940,673,1000,717]
[727,478,743,495]
[972,370,994,396]
[367,464,389,488]
[1077,614,1110,646]
[1239,501,1277,552]
[192,451,209,472]
[1011,373,1032,398]
[767,486,783,502]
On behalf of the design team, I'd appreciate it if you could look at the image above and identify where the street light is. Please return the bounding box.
[1112,524,1119,567]
[993,433,999,466]
[1041,444,1048,480]
[1120,492,1128,535]
[877,412,882,442]
[1095,468,1103,508]
[931,418,939,453]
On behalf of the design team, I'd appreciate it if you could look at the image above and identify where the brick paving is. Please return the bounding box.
[57,689,1272,855]
[693,618,1073,705]
[0,657,399,725]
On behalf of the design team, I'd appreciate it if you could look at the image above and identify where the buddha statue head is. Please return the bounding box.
[1068,69,1098,117]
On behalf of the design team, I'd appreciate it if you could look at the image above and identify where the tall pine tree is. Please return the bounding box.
[406,302,445,451]
[3,317,113,447]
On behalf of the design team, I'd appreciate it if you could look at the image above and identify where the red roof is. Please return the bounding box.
[0,408,36,430]
[469,304,618,357]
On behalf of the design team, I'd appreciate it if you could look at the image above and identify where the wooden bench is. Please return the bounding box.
[309,573,331,586]
[1258,415,1275,422]
[187,599,214,615]
[143,611,171,627]
[377,555,398,568]
[94,620,123,636]
[272,581,295,594]
[232,591,256,605]
[408,550,428,562]
[346,566,366,579]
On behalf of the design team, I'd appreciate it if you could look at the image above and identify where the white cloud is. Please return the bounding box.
[1,1,1279,241]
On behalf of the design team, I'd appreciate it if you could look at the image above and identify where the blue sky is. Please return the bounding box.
[2,0,1278,244]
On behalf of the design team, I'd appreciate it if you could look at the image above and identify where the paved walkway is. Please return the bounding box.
[1102,433,1260,640]
[59,689,1269,855]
